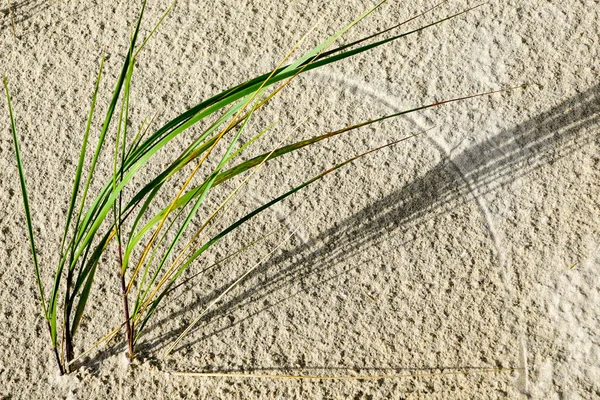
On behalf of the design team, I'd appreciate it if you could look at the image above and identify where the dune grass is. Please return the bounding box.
[4,0,527,374]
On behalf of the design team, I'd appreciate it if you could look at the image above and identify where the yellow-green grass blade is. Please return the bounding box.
[131,100,262,319]
[281,0,388,73]
[130,200,193,315]
[120,0,389,174]
[163,212,313,356]
[135,84,518,244]
[129,0,477,167]
[165,219,290,300]
[133,1,175,59]
[59,1,148,339]
[66,2,489,345]
[66,3,147,246]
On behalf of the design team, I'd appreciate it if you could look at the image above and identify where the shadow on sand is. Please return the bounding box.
[152,84,600,357]
[1,0,97,38]
[1,0,50,34]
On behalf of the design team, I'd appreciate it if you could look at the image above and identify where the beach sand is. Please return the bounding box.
[0,0,598,398]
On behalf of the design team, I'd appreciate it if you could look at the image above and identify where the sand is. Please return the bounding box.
[0,0,598,398]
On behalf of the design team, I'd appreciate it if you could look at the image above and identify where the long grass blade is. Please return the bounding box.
[79,2,478,267]
[59,53,105,264]
[132,118,306,321]
[131,100,265,318]
[3,77,47,318]
[139,83,520,236]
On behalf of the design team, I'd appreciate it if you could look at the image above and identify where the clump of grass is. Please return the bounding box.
[4,0,526,374]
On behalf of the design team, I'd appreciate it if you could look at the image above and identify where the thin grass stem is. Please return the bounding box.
[172,367,524,380]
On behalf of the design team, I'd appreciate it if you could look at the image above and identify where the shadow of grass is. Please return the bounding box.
[140,84,599,358]
[1,0,50,34]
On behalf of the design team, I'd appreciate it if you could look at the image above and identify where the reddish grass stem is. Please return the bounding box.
[119,243,134,360]
[64,270,75,370]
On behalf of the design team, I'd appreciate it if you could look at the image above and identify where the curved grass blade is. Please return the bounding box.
[70,234,106,336]
[120,0,389,176]
[130,99,264,322]
[136,83,522,241]
[131,118,306,317]
[68,229,113,334]
[122,19,320,282]
[165,218,291,300]
[61,1,492,358]
[116,3,484,230]
[135,134,418,345]
[128,1,479,167]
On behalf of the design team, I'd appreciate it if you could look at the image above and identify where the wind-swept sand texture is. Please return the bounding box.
[0,0,598,398]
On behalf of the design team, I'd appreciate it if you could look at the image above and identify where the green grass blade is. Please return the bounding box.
[70,1,147,240]
[111,3,476,247]
[133,1,175,59]
[69,230,109,307]
[69,221,111,336]
[125,2,477,168]
[70,262,97,337]
[163,217,309,356]
[135,84,508,237]
[164,214,291,299]
[59,54,105,264]
[3,77,48,319]
[121,0,388,169]
[63,2,488,347]
[113,37,136,254]
[56,2,148,344]
[65,1,152,270]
